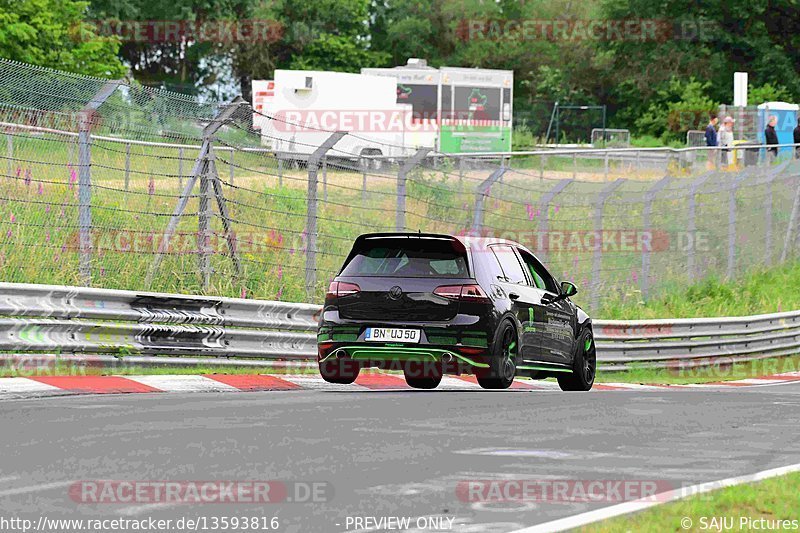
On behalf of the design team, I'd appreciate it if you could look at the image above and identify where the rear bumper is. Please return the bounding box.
[318,310,495,373]
[318,344,490,369]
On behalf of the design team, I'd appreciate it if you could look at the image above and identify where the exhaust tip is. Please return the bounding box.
[442,352,454,363]
[335,349,348,359]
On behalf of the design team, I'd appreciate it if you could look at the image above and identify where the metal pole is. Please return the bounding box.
[145,142,211,287]
[278,157,283,187]
[604,151,609,180]
[72,80,121,286]
[537,179,573,264]
[145,97,247,287]
[198,164,212,290]
[306,132,346,300]
[78,129,92,285]
[361,158,367,203]
[124,142,131,191]
[572,152,577,180]
[178,147,183,190]
[590,179,625,311]
[726,171,752,278]
[540,154,545,180]
[322,155,328,203]
[6,134,12,178]
[396,149,431,232]
[207,149,242,279]
[545,101,558,144]
[782,181,800,262]
[601,105,607,148]
[641,176,672,299]
[687,172,715,282]
[229,147,235,185]
[471,168,508,232]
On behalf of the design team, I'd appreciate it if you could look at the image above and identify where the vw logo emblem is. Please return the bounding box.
[388,286,403,300]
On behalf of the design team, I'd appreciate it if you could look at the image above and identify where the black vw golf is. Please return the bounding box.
[317,232,595,390]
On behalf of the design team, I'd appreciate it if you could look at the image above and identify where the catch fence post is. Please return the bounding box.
[124,142,131,191]
[727,170,755,278]
[396,149,431,232]
[229,147,235,185]
[305,132,346,300]
[76,79,121,285]
[590,178,625,311]
[471,168,508,232]
[145,97,248,288]
[640,176,672,299]
[536,179,573,265]
[177,147,183,190]
[687,171,715,283]
[6,134,12,179]
[198,162,213,290]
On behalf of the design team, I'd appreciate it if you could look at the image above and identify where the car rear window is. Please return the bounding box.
[340,238,469,278]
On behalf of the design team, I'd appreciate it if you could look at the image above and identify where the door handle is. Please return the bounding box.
[509,292,520,301]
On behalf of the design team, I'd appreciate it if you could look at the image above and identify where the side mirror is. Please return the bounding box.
[560,281,578,297]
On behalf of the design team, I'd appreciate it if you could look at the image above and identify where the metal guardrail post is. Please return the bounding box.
[687,171,715,283]
[604,151,609,180]
[640,176,672,300]
[396,148,430,232]
[536,179,573,264]
[471,168,509,232]
[590,179,625,310]
[306,132,346,300]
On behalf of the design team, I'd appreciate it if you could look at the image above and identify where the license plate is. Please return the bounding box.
[364,327,420,343]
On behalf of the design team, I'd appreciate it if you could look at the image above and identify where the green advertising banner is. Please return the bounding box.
[439,125,512,153]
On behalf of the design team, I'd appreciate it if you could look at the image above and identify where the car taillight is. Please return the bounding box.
[327,281,360,299]
[434,284,490,303]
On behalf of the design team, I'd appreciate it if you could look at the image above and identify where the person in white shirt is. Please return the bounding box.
[718,116,735,167]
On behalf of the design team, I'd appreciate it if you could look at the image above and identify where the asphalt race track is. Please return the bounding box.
[2,382,800,533]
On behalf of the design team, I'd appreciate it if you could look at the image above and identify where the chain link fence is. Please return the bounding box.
[2,59,800,314]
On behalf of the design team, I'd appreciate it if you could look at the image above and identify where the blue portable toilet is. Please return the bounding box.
[757,102,799,157]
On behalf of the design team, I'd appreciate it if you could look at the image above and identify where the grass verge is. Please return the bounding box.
[578,472,800,533]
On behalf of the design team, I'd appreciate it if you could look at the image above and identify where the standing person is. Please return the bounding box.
[793,117,800,158]
[719,116,735,168]
[765,115,779,161]
[705,114,719,168]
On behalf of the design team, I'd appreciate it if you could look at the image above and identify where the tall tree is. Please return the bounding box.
[0,0,125,77]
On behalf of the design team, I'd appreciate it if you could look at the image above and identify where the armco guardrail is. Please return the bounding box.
[1,282,799,370]
[0,282,318,359]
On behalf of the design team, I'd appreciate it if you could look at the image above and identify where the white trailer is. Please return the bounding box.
[255,70,414,160]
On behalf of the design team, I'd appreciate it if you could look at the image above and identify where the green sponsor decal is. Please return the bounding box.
[524,307,536,332]
[439,125,512,153]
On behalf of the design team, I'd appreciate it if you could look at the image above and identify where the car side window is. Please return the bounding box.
[517,248,559,293]
[490,245,528,284]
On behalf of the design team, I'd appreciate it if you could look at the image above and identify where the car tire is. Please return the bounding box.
[319,358,360,384]
[403,361,442,389]
[557,328,596,391]
[476,320,518,390]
